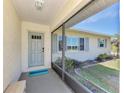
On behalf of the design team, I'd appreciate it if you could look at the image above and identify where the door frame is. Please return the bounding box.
[28,32,44,68]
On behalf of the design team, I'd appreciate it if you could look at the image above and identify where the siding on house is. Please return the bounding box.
[52,29,111,62]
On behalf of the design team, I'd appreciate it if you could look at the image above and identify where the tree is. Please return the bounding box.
[111,34,120,57]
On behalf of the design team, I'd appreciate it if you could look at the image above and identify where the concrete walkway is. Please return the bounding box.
[19,69,73,93]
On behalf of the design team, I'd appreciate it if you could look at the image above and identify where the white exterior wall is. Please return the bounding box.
[3,0,21,91]
[21,21,51,72]
[65,36,111,61]
[53,30,111,62]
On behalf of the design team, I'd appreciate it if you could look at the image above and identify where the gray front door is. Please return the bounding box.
[28,32,44,67]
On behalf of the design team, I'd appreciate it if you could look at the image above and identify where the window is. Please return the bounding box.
[31,35,41,39]
[98,39,106,48]
[66,37,79,51]
[58,36,85,51]
[52,2,119,93]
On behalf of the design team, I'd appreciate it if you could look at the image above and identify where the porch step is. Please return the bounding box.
[29,69,48,77]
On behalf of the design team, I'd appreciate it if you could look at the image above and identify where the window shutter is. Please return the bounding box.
[98,38,100,48]
[105,39,107,48]
[65,36,67,50]
[79,38,84,51]
[52,34,57,53]
[84,37,89,51]
[58,36,62,51]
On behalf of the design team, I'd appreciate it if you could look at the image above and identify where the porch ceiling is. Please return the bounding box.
[12,0,118,28]
[12,0,69,25]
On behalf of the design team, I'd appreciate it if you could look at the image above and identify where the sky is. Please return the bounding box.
[72,2,120,35]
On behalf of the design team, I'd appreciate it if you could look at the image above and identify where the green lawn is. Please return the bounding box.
[99,59,119,70]
[79,59,119,93]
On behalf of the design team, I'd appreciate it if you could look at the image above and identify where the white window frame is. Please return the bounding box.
[98,38,106,48]
[66,36,80,51]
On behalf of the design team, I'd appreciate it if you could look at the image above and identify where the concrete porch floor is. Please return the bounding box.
[19,69,74,93]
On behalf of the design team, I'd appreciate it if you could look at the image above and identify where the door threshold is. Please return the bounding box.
[28,66,48,72]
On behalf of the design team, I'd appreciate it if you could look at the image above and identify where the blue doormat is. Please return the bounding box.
[29,69,48,77]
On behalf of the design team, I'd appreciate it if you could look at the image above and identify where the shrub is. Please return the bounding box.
[55,57,77,72]
[65,58,75,71]
[97,53,111,61]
